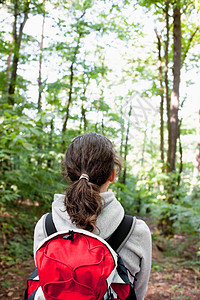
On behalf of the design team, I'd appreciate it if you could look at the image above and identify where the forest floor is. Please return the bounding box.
[145,240,200,299]
[0,220,199,299]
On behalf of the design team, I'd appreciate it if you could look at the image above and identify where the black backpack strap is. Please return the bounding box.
[45,212,136,253]
[106,215,136,253]
[45,213,57,236]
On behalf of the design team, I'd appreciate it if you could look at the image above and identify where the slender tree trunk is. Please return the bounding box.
[47,118,54,168]
[101,115,104,135]
[181,26,199,67]
[81,104,87,132]
[8,0,29,105]
[80,84,88,132]
[155,29,165,168]
[62,13,85,138]
[62,32,82,137]
[120,101,125,158]
[37,7,45,165]
[165,0,171,172]
[62,64,74,133]
[170,1,181,172]
[6,36,14,94]
[121,104,132,185]
[38,3,45,112]
[177,119,183,185]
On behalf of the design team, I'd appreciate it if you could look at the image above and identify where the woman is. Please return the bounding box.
[34,132,152,300]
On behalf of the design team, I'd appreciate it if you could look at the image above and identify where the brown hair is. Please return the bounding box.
[64,132,122,232]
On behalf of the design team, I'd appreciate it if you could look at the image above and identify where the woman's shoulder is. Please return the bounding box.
[134,218,151,238]
[34,213,47,232]
[33,213,48,256]
[125,217,152,258]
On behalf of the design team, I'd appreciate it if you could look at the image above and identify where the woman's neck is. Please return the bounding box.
[100,181,110,193]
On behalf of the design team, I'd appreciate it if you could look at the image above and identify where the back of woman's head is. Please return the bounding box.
[64,132,121,232]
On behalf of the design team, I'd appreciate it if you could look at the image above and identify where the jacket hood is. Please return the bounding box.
[52,190,125,239]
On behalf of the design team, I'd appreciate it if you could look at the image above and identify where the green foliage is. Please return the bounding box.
[112,172,156,216]
[170,187,200,234]
[0,209,37,265]
[0,109,67,211]
[151,262,163,271]
[135,166,200,235]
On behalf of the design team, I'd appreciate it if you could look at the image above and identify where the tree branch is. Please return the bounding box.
[181,26,199,67]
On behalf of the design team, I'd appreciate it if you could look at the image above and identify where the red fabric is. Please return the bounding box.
[36,233,115,300]
[27,280,40,298]
[111,283,130,299]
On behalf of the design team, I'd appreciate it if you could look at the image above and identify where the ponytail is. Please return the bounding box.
[63,132,122,232]
[64,178,102,232]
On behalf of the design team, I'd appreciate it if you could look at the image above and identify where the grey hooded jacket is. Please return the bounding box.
[34,190,152,300]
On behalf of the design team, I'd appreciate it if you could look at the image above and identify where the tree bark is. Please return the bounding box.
[37,4,46,165]
[80,84,88,132]
[121,104,132,185]
[165,0,171,172]
[6,36,14,94]
[159,0,181,236]
[62,31,83,136]
[8,0,29,105]
[177,119,183,185]
[120,101,125,158]
[170,1,181,172]
[47,118,54,168]
[155,29,165,167]
[38,2,45,112]
[62,12,85,136]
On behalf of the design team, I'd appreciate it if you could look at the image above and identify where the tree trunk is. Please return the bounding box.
[81,104,87,132]
[37,5,45,165]
[121,104,132,185]
[62,32,83,140]
[6,36,14,94]
[165,0,171,172]
[170,1,181,172]
[8,0,29,105]
[120,101,125,158]
[62,64,74,134]
[155,29,165,168]
[47,118,54,168]
[177,119,183,185]
[38,3,45,112]
[160,1,182,237]
[62,12,85,137]
[101,115,105,135]
[80,84,87,132]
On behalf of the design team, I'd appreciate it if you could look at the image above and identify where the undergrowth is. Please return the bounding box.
[0,204,44,266]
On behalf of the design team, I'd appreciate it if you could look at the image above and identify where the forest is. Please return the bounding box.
[0,0,200,299]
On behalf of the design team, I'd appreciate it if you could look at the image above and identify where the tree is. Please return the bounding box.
[7,0,30,105]
[38,0,46,112]
[155,29,165,166]
[169,0,181,172]
[137,0,200,235]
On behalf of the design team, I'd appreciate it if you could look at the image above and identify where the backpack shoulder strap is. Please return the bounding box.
[45,212,136,253]
[45,212,57,236]
[106,215,136,253]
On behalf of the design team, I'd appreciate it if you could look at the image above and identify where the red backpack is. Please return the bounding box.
[25,213,137,300]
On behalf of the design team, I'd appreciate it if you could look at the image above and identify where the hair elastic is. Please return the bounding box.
[79,174,89,181]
